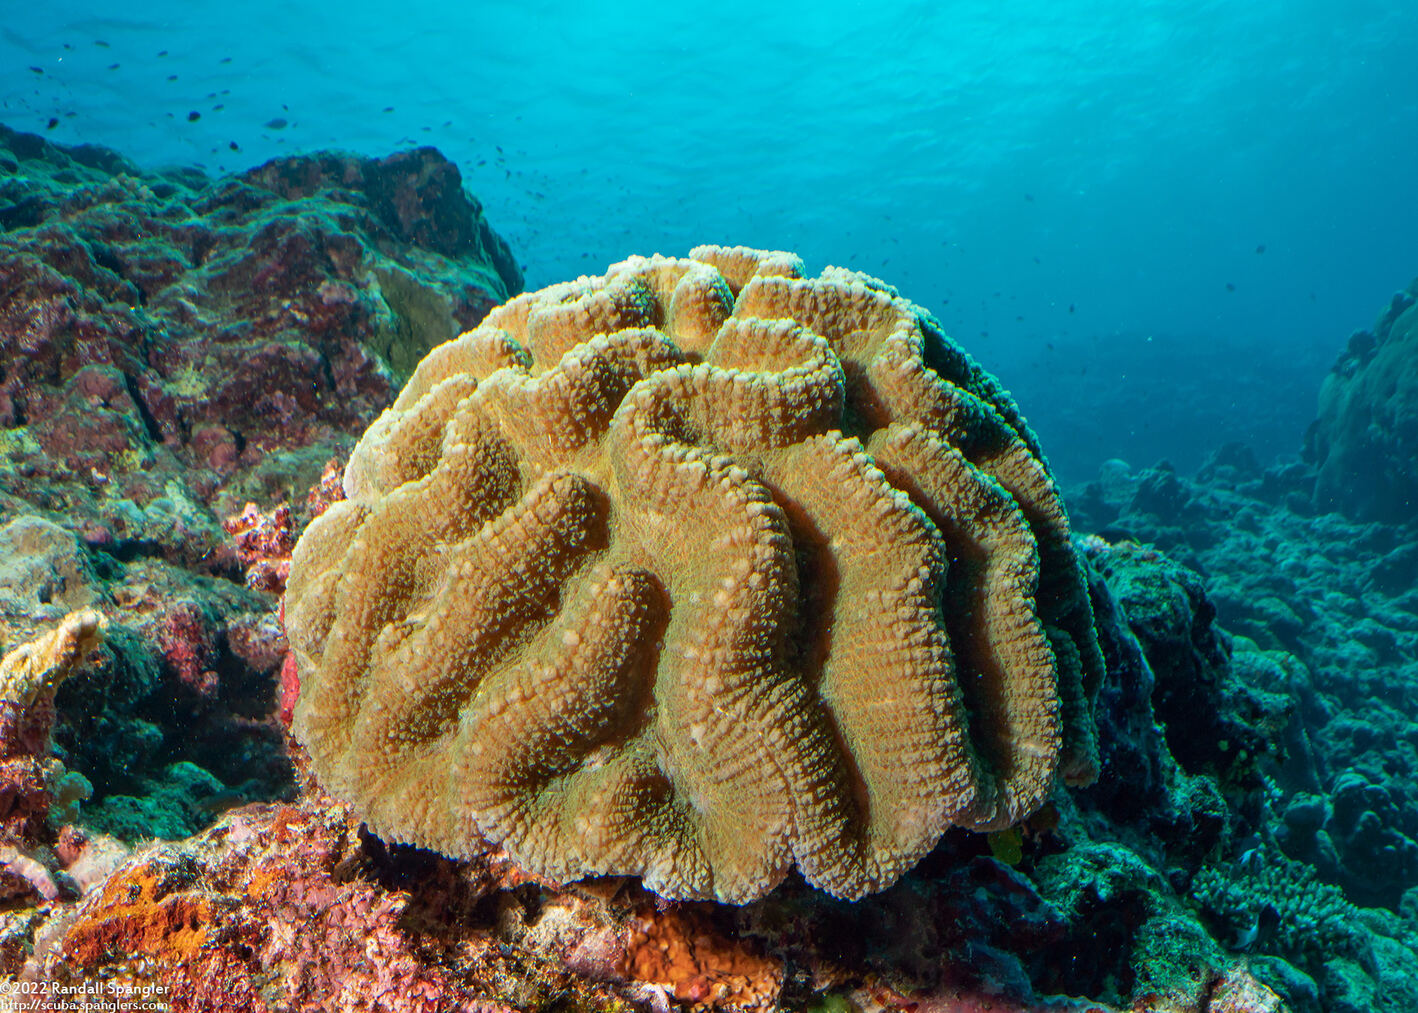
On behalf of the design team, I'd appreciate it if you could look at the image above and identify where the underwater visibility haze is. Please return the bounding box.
[0,1,1416,1011]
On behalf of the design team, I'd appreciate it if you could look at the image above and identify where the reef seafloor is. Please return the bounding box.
[0,122,1416,1013]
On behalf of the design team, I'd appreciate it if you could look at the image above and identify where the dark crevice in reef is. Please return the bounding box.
[121,368,165,446]
[88,241,147,305]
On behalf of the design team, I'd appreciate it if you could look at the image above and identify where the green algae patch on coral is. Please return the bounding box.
[0,516,100,617]
[0,426,41,459]
[368,264,466,378]
[1128,911,1228,1004]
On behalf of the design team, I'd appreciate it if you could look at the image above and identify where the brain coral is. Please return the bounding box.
[284,246,1104,903]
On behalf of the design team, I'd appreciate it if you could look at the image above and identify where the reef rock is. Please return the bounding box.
[285,246,1105,903]
[1306,281,1418,524]
[1067,449,1418,1011]
[0,122,521,558]
[0,125,523,873]
[14,791,1278,1013]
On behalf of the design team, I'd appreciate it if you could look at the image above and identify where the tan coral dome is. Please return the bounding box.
[283,246,1105,903]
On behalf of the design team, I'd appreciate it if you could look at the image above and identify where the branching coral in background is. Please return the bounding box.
[1190,849,1361,969]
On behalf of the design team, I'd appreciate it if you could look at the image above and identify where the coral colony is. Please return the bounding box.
[285,246,1104,903]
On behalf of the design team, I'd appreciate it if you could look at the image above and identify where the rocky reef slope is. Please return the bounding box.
[0,124,520,873]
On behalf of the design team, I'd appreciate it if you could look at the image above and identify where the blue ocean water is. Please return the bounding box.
[6,0,1416,480]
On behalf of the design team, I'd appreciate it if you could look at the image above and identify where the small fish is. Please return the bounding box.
[1255,244,1266,254]
[107,63,120,70]
[229,141,240,151]
[167,74,178,81]
[1068,304,1075,313]
[220,56,232,63]
[28,66,42,74]
[95,39,110,48]
[46,117,59,130]
[187,110,201,122]
[382,106,394,112]
[1024,193,1034,201]
[195,789,248,818]
[1231,913,1261,949]
[264,117,288,129]
[158,49,168,56]
[1225,282,1236,292]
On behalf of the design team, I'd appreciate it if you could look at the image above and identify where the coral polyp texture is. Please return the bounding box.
[284,246,1104,902]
